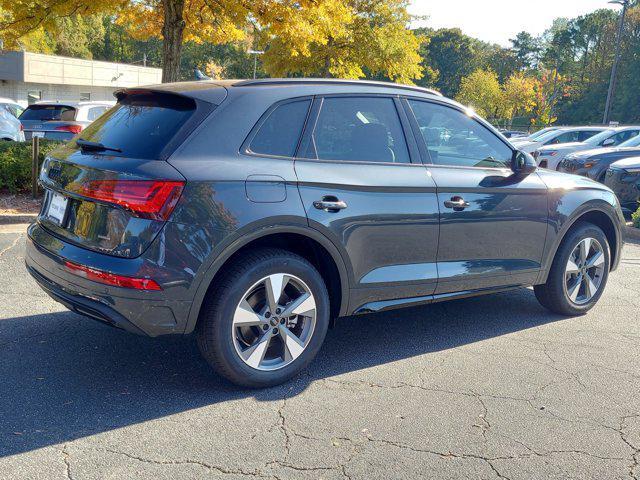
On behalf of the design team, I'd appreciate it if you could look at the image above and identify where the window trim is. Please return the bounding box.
[240,96,314,160]
[295,93,421,167]
[402,96,515,171]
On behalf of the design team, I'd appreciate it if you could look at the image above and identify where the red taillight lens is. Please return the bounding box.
[65,261,162,291]
[77,180,184,221]
[55,125,83,134]
[19,124,23,131]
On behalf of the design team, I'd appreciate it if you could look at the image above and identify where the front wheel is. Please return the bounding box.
[534,223,610,316]
[197,248,330,388]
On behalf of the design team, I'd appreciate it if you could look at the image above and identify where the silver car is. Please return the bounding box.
[19,101,114,141]
[0,106,25,142]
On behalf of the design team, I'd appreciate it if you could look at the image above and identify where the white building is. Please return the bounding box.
[0,51,162,107]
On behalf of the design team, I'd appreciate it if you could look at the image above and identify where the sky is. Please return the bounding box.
[409,0,621,46]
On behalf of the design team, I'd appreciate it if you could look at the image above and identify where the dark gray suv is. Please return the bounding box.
[26,79,625,387]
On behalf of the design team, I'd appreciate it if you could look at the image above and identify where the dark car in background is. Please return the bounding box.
[19,101,114,141]
[26,79,625,387]
[558,134,640,182]
[605,157,640,215]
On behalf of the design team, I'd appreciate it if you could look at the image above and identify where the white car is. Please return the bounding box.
[513,126,607,154]
[535,126,640,170]
[0,97,24,119]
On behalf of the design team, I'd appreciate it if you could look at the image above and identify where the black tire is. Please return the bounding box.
[534,222,610,316]
[197,248,330,388]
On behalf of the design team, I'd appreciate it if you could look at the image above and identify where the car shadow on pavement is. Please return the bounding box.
[0,287,564,457]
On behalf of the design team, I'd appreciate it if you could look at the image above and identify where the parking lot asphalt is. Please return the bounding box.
[0,225,639,480]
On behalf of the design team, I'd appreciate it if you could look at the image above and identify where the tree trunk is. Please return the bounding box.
[161,0,186,83]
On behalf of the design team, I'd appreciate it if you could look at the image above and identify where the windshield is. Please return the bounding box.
[619,134,640,148]
[76,92,197,159]
[529,128,555,140]
[19,105,76,121]
[583,129,616,147]
[535,129,566,143]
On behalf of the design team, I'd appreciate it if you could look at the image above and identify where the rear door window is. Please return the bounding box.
[76,93,196,159]
[19,105,77,121]
[304,96,410,163]
[248,99,311,157]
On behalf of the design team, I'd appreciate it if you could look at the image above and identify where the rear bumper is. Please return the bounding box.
[26,223,192,337]
[24,131,74,141]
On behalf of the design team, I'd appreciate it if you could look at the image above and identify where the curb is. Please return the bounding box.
[0,214,37,225]
[625,223,640,242]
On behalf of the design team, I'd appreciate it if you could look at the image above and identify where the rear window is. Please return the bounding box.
[76,92,196,159]
[20,105,77,121]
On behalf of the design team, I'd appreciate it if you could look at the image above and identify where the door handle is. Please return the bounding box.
[443,196,470,211]
[313,196,347,212]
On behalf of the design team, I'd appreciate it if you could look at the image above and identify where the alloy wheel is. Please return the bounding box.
[564,237,606,305]
[232,274,317,371]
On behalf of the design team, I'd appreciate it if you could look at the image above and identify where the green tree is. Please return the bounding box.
[455,69,504,118]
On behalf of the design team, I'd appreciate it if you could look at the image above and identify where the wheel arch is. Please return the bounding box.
[184,226,351,334]
[538,204,622,284]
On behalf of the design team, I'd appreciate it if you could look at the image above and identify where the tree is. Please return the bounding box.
[531,69,567,126]
[455,69,504,118]
[0,0,353,82]
[261,0,423,83]
[510,31,540,70]
[502,72,537,122]
[416,28,483,97]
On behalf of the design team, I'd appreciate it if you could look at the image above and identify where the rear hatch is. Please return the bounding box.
[19,104,79,140]
[38,90,215,258]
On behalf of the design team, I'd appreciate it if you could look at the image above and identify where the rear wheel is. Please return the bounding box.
[197,248,330,387]
[534,223,610,316]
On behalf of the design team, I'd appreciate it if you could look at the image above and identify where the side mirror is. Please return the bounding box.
[512,150,537,176]
[602,138,615,147]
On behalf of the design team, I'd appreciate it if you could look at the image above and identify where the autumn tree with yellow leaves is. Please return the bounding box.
[0,0,423,84]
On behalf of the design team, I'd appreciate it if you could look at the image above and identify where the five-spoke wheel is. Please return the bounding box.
[232,274,317,371]
[197,249,329,387]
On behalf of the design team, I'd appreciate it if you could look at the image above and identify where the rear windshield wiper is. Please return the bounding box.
[76,138,122,153]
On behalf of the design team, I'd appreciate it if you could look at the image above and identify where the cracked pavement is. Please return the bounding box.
[0,226,639,479]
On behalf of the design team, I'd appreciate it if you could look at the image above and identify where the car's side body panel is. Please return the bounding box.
[428,165,549,294]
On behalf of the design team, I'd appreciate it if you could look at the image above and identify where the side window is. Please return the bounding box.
[549,131,579,144]
[578,130,598,142]
[306,97,410,164]
[249,99,311,158]
[87,106,107,121]
[408,99,512,168]
[613,130,640,144]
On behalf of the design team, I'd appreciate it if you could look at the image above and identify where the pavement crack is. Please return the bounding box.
[0,233,22,258]
[61,444,74,480]
[105,448,267,477]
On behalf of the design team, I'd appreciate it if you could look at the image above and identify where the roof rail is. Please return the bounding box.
[233,78,443,97]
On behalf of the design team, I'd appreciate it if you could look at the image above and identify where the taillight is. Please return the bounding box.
[55,125,83,134]
[76,180,184,221]
[65,261,162,291]
[19,124,23,131]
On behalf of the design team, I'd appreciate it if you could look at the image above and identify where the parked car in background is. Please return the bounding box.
[558,134,640,181]
[0,107,25,142]
[511,127,561,144]
[604,157,640,216]
[535,126,640,170]
[515,126,607,154]
[19,101,114,141]
[26,79,625,387]
[0,98,25,118]
[499,129,528,139]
